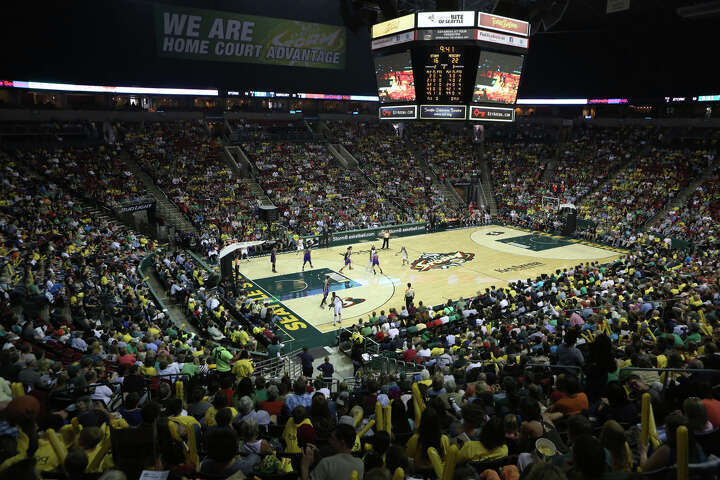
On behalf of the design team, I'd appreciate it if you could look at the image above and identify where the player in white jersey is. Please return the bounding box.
[296,238,304,256]
[400,246,409,266]
[329,292,342,326]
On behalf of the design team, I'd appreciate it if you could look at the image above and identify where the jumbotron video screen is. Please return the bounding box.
[374,51,416,103]
[472,51,524,104]
[371,11,529,121]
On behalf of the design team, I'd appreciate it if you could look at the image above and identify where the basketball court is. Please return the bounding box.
[227,225,625,349]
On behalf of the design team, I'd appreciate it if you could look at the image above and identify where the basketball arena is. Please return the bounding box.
[1,1,719,479]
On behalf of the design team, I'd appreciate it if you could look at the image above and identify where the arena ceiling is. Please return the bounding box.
[1,0,719,99]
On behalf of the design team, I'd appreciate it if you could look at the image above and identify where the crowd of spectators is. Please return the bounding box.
[486,141,554,228]
[2,184,720,479]
[411,124,480,183]
[122,122,281,257]
[337,122,464,224]
[577,147,706,246]
[2,119,720,480]
[649,165,719,244]
[12,145,148,209]
[244,142,406,236]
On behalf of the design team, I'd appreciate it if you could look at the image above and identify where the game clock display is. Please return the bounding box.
[423,45,467,103]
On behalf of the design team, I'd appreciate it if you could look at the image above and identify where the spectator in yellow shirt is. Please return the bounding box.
[457,416,509,464]
[232,351,254,382]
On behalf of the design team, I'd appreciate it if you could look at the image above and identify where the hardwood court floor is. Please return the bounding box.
[236,226,625,344]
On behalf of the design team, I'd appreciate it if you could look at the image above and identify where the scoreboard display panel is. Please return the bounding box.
[372,11,529,121]
[421,45,468,103]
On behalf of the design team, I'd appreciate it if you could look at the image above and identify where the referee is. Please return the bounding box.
[381,229,390,249]
[405,282,415,309]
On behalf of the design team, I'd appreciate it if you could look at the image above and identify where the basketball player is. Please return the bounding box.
[366,245,376,272]
[296,237,304,257]
[302,245,313,271]
[339,246,352,273]
[400,246,409,266]
[320,275,330,307]
[330,292,342,326]
[240,245,249,262]
[371,249,383,275]
[270,247,277,273]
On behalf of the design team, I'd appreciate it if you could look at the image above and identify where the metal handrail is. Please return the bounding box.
[255,348,304,380]
[526,363,584,378]
[618,366,720,389]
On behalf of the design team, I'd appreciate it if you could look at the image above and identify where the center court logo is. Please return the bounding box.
[410,252,475,271]
[342,297,366,308]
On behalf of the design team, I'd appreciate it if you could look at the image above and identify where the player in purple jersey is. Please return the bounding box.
[320,275,330,307]
[339,246,352,273]
[366,245,376,272]
[270,247,277,273]
[371,249,383,275]
[302,246,313,271]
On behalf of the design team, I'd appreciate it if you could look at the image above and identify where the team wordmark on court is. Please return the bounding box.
[410,252,475,271]
[494,261,544,273]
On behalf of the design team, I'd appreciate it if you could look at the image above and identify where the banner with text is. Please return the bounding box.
[305,222,427,247]
[155,5,346,69]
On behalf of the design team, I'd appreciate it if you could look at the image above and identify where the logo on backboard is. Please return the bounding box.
[410,252,475,271]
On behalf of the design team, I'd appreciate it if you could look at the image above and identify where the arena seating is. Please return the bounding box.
[243,141,408,236]
[578,147,706,245]
[1,120,720,480]
[14,145,149,209]
[339,122,463,223]
[411,123,479,183]
[650,165,720,243]
[124,122,272,253]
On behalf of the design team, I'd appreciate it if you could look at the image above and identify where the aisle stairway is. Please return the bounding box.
[413,145,465,208]
[340,144,412,217]
[643,164,715,232]
[478,149,498,216]
[229,145,278,209]
[121,150,197,234]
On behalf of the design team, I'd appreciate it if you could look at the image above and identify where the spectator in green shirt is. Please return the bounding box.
[266,337,284,358]
[213,345,235,373]
[684,323,702,344]
[253,377,268,407]
[182,356,201,376]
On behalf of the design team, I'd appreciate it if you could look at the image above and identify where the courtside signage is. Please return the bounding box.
[417,11,475,28]
[478,13,529,36]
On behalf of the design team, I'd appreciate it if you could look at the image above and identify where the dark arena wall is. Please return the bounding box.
[3,1,720,99]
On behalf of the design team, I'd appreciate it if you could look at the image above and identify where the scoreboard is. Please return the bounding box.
[372,11,529,122]
[424,45,465,103]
